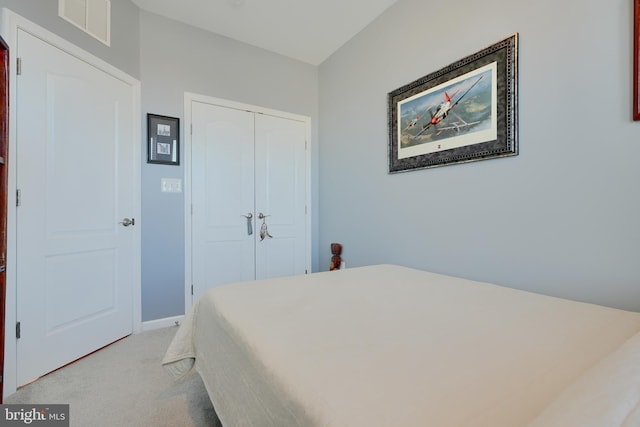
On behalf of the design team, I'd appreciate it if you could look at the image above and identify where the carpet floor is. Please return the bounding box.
[5,327,220,427]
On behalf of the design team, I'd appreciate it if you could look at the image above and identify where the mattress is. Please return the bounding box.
[163,264,640,426]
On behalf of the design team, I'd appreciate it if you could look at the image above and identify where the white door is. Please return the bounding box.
[15,29,136,385]
[191,102,255,302]
[190,100,307,303]
[254,114,307,279]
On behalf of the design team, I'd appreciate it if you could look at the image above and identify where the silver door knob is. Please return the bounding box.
[119,218,134,227]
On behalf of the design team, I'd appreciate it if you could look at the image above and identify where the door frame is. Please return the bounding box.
[0,35,8,403]
[1,9,142,398]
[183,92,312,312]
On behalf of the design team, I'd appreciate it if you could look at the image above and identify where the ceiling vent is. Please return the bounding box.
[59,0,111,46]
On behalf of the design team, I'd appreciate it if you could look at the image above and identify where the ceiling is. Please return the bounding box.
[131,0,400,65]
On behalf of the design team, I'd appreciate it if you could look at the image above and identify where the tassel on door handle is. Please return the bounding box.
[258,213,272,240]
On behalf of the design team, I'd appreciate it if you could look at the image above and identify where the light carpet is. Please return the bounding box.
[5,327,220,427]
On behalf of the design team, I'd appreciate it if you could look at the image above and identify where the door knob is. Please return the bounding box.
[119,218,134,227]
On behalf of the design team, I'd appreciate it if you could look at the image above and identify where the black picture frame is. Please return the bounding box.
[388,34,518,172]
[147,113,180,165]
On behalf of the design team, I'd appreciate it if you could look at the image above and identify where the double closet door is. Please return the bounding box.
[190,99,308,303]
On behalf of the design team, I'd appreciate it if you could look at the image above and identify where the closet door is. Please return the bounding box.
[254,114,307,280]
[190,100,308,303]
[191,102,255,302]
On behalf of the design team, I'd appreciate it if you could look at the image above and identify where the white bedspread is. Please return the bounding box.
[527,330,640,426]
[163,264,640,426]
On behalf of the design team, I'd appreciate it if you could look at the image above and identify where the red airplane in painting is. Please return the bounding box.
[413,74,484,138]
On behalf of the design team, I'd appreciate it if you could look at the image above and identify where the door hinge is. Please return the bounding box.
[191,284,194,295]
[16,57,21,76]
[190,124,193,135]
[16,321,20,339]
[16,189,20,207]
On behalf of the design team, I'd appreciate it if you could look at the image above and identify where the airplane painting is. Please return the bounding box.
[397,64,496,154]
[389,34,517,173]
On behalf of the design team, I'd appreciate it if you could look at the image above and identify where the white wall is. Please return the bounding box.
[318,0,640,310]
[139,11,319,320]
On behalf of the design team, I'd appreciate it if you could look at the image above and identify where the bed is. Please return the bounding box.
[162,264,640,426]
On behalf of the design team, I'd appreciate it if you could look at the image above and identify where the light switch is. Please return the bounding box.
[161,178,182,193]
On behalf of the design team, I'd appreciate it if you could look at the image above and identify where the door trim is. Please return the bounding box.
[183,92,312,313]
[0,35,8,403]
[0,9,142,398]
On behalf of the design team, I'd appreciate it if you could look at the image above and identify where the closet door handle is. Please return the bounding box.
[241,213,253,235]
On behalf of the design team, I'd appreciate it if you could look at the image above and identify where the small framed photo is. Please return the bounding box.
[147,114,180,165]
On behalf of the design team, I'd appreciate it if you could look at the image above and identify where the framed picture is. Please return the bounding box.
[634,0,640,120]
[388,34,518,172]
[147,113,180,165]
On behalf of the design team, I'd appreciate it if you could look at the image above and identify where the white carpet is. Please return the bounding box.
[6,327,220,427]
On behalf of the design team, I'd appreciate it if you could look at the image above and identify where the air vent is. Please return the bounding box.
[59,0,111,46]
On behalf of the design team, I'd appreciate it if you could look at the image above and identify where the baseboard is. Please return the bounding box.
[141,315,185,332]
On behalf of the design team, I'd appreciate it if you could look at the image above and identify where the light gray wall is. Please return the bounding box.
[0,0,140,78]
[0,3,319,322]
[319,0,640,310]
[139,11,319,321]
[6,0,637,318]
